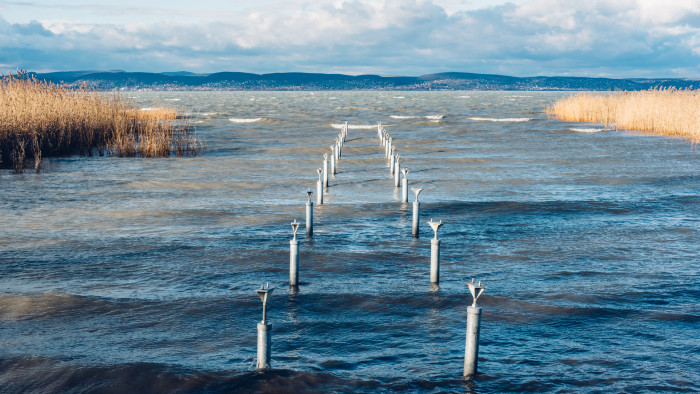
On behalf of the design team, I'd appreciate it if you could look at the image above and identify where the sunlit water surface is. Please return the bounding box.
[1,91,699,392]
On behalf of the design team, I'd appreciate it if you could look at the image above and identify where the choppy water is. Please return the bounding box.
[1,91,699,393]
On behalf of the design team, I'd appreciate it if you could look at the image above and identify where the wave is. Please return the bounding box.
[570,127,605,133]
[390,115,418,119]
[164,98,181,101]
[389,115,445,120]
[393,96,405,99]
[468,116,532,122]
[331,124,376,129]
[229,118,263,123]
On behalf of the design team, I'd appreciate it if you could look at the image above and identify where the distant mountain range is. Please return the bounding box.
[32,70,700,91]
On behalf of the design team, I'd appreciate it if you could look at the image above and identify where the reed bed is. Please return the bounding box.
[546,88,700,143]
[0,70,199,172]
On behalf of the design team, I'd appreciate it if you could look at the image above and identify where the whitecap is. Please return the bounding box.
[468,117,532,122]
[424,115,446,120]
[229,117,263,123]
[390,115,418,119]
[331,124,376,129]
[393,96,405,99]
[569,128,604,133]
[165,98,181,101]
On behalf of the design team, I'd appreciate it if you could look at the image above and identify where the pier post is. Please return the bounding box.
[305,189,313,236]
[390,147,396,174]
[316,168,323,205]
[290,220,299,287]
[401,168,409,203]
[412,188,423,237]
[330,145,336,175]
[256,283,274,371]
[377,121,382,139]
[394,155,400,187]
[323,153,329,188]
[428,219,443,284]
[335,138,340,160]
[464,279,486,377]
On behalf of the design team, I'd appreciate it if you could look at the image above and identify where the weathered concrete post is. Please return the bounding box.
[377,121,382,139]
[386,137,392,159]
[305,189,313,236]
[428,219,443,284]
[464,279,486,377]
[256,283,274,371]
[390,147,396,174]
[290,220,300,287]
[394,155,400,187]
[316,168,323,205]
[335,138,340,160]
[412,188,423,237]
[323,153,329,188]
[401,168,409,203]
[330,145,336,175]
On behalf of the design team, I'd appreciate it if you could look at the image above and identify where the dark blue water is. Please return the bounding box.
[1,91,699,392]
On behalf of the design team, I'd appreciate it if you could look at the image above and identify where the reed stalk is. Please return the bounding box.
[546,88,700,143]
[0,70,200,172]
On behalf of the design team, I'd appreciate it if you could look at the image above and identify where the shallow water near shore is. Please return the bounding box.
[1,91,699,392]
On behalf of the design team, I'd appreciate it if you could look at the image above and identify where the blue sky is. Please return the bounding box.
[1,0,699,77]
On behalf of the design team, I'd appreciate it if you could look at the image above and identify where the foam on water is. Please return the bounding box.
[229,117,263,123]
[468,116,532,122]
[569,127,605,133]
[331,123,376,129]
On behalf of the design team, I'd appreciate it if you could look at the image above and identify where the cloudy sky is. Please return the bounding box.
[1,0,699,77]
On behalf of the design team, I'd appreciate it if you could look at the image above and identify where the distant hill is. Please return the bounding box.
[31,71,700,91]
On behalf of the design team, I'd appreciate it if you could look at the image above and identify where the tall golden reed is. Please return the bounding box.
[546,88,700,143]
[0,70,199,172]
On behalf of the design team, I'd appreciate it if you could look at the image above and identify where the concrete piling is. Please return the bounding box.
[290,220,300,287]
[401,168,409,203]
[316,168,323,205]
[428,219,443,285]
[256,283,274,371]
[464,279,486,377]
[390,147,396,174]
[412,188,423,237]
[305,189,313,236]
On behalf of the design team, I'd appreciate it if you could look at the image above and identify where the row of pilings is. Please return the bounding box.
[254,121,485,378]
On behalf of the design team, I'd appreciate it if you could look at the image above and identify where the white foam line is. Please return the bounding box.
[229,117,263,123]
[468,117,532,122]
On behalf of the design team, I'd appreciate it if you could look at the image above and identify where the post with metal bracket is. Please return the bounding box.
[323,153,329,188]
[305,189,313,237]
[464,279,486,377]
[256,283,275,371]
[428,219,443,284]
[401,168,409,203]
[290,220,300,287]
[316,169,323,205]
[412,188,423,237]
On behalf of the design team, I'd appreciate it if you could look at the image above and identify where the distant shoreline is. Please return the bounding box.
[30,71,700,92]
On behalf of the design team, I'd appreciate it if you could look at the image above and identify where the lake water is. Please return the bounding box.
[1,91,698,393]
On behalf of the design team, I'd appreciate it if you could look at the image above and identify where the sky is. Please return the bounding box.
[1,0,699,78]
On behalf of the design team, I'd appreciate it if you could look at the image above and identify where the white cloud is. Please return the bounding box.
[1,0,699,77]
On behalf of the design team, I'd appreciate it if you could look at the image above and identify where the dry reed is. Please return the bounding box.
[546,88,700,143]
[0,70,199,172]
